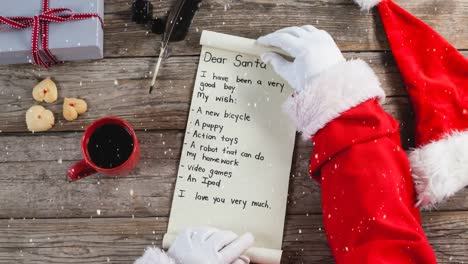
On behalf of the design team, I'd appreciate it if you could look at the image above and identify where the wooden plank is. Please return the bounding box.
[100,0,468,57]
[0,51,430,133]
[0,212,466,263]
[3,129,468,220]
[0,160,176,219]
[0,1,466,61]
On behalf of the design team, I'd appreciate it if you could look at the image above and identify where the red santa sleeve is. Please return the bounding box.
[284,59,437,263]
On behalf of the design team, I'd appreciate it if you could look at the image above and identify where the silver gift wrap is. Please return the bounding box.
[0,0,104,65]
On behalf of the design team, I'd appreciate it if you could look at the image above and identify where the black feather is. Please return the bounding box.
[149,0,201,93]
[164,0,202,43]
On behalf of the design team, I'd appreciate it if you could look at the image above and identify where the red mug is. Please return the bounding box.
[67,117,140,181]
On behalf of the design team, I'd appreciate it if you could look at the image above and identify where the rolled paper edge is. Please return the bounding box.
[200,30,291,59]
[162,233,282,264]
[244,247,282,264]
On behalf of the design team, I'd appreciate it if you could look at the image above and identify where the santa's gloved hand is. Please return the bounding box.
[257,25,345,92]
[167,227,254,264]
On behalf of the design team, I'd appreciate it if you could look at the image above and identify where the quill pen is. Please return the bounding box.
[149,0,202,93]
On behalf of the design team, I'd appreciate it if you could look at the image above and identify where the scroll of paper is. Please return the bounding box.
[163,31,296,264]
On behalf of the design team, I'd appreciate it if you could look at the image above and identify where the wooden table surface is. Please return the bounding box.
[1,0,468,263]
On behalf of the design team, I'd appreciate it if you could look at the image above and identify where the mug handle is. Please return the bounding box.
[67,160,97,181]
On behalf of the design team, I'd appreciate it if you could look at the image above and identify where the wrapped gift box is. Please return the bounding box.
[0,0,104,65]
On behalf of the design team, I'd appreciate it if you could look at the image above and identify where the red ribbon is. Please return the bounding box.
[0,0,103,68]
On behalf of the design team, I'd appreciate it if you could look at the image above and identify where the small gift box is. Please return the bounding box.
[0,0,104,67]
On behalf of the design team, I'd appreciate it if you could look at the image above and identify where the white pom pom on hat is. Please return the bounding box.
[353,0,383,10]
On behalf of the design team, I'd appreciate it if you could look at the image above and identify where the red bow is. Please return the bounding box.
[0,0,103,68]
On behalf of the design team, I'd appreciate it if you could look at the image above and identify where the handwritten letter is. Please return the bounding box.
[164,31,296,264]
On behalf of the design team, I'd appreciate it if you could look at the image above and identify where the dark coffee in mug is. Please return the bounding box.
[87,124,134,169]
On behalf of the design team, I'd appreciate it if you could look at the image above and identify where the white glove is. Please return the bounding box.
[257,25,345,92]
[167,227,254,264]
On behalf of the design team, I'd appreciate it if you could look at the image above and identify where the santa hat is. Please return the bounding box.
[354,0,468,209]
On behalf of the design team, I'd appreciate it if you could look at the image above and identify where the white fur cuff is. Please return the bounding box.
[134,247,176,264]
[282,59,385,139]
[409,131,468,210]
[353,0,382,10]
